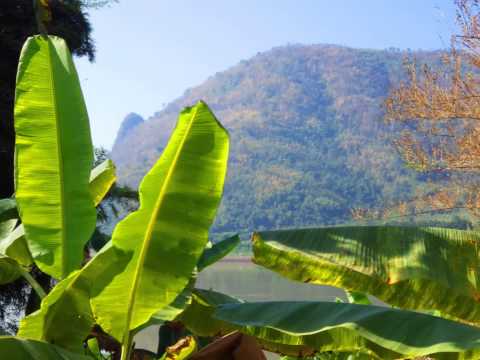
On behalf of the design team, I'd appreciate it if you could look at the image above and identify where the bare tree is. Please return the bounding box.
[359,0,480,222]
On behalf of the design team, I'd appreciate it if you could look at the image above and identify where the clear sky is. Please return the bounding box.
[75,0,458,148]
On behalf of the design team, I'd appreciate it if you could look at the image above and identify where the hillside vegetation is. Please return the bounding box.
[112,44,467,232]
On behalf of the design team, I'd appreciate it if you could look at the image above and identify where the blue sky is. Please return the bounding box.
[75,0,458,148]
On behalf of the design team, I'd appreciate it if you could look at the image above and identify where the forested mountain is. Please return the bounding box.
[111,44,457,232]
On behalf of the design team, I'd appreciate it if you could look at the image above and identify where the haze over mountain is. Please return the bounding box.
[111,44,450,233]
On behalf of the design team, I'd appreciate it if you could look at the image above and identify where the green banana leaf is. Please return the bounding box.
[0,224,32,267]
[86,338,101,360]
[14,35,96,280]
[214,301,480,359]
[91,101,229,342]
[0,198,18,222]
[17,242,129,352]
[0,219,23,284]
[0,336,93,360]
[197,234,240,271]
[253,226,480,323]
[89,159,116,206]
[134,275,196,334]
[178,289,398,359]
[0,160,111,272]
[178,288,241,337]
[0,255,23,285]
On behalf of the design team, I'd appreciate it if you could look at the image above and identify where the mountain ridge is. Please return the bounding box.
[111,43,450,232]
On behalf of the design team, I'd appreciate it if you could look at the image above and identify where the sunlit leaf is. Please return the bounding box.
[14,35,96,279]
[91,101,229,344]
[253,226,480,323]
[0,224,32,267]
[17,242,129,352]
[90,159,116,206]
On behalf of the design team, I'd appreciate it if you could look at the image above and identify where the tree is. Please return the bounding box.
[384,0,480,220]
[0,0,95,198]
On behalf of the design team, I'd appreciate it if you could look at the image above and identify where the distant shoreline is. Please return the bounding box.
[220,256,251,263]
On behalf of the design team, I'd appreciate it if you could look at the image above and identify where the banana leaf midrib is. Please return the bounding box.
[122,105,200,343]
[47,37,68,279]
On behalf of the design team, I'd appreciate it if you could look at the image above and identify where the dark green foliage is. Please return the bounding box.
[112,44,469,232]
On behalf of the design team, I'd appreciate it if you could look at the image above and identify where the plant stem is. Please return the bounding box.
[32,0,48,35]
[120,332,133,360]
[18,267,46,299]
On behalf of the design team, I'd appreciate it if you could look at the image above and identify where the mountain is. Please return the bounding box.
[111,44,450,232]
[113,113,144,147]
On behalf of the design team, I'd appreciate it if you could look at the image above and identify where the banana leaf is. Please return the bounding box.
[178,289,397,359]
[215,301,480,359]
[14,35,96,279]
[0,255,23,285]
[90,159,116,206]
[17,242,129,352]
[253,226,480,323]
[197,234,240,271]
[0,219,23,284]
[0,336,93,360]
[179,289,480,359]
[134,275,196,334]
[0,225,32,267]
[91,101,229,343]
[0,198,18,222]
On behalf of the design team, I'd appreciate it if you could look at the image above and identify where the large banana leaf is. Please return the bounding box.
[89,159,116,206]
[253,226,480,323]
[178,289,396,359]
[91,101,229,342]
[215,301,480,359]
[14,35,96,280]
[0,336,93,360]
[180,289,480,359]
[17,242,129,352]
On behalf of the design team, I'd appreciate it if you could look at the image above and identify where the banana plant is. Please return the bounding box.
[3,31,233,360]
